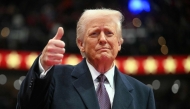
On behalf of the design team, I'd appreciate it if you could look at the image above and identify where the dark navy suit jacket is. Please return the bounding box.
[17,57,156,109]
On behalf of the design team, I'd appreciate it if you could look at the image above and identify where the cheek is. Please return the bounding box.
[110,38,119,48]
[84,40,96,51]
[110,42,120,54]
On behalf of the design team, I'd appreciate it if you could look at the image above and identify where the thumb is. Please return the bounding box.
[53,27,64,40]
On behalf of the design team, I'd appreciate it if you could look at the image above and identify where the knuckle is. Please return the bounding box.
[48,39,54,43]
[46,46,54,52]
[62,41,65,47]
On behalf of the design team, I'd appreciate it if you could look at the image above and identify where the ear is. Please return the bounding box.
[118,41,121,51]
[118,38,123,51]
[76,38,85,52]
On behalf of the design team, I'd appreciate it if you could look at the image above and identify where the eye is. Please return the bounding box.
[90,31,99,37]
[91,32,97,35]
[105,31,113,37]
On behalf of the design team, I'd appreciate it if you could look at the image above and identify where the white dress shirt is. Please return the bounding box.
[86,60,115,107]
[39,59,115,106]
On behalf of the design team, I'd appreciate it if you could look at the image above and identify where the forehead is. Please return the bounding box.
[86,17,117,29]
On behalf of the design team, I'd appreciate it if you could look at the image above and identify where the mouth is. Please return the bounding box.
[97,47,110,51]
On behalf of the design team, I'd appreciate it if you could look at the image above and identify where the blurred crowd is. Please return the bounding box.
[0,0,121,52]
[0,0,190,55]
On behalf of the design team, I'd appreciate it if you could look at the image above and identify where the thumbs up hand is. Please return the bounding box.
[40,27,65,71]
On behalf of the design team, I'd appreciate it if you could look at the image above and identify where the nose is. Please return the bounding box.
[99,32,107,45]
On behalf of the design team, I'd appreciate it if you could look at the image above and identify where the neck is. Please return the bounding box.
[87,58,114,73]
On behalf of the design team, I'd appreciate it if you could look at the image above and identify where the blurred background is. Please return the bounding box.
[0,0,190,109]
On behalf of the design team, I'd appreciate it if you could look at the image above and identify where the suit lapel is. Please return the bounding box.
[71,59,134,109]
[112,67,134,109]
[71,59,99,109]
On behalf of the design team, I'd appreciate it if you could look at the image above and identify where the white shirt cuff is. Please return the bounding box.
[38,57,53,78]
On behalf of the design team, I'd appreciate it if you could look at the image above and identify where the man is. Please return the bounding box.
[17,9,156,109]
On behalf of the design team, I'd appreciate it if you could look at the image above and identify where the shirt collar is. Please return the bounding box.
[86,59,115,89]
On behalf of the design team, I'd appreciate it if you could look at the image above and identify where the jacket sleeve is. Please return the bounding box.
[16,56,55,109]
[147,88,156,109]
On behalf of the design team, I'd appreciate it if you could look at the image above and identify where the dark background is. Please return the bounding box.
[0,0,190,109]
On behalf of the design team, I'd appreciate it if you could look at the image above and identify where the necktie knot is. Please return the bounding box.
[97,74,107,83]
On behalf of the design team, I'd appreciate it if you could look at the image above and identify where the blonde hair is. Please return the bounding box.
[76,8,124,57]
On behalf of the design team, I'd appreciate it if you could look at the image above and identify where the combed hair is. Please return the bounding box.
[76,8,124,57]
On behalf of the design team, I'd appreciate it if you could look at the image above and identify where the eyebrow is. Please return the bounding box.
[90,26,114,31]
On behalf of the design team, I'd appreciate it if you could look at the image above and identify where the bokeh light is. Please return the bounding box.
[161,45,168,55]
[174,80,180,87]
[14,80,21,90]
[171,83,179,94]
[1,27,10,37]
[19,76,26,85]
[132,18,142,27]
[128,0,150,14]
[0,74,7,85]
[152,80,160,90]
[158,36,166,46]
[147,84,153,89]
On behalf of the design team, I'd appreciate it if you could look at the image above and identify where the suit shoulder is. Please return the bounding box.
[121,73,150,90]
[55,64,75,70]
[53,64,75,75]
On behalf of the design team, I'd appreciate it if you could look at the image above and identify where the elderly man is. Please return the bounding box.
[17,9,156,109]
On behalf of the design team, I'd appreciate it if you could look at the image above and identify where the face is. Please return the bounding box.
[77,17,121,64]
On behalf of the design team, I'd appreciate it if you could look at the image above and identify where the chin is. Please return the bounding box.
[98,54,113,61]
